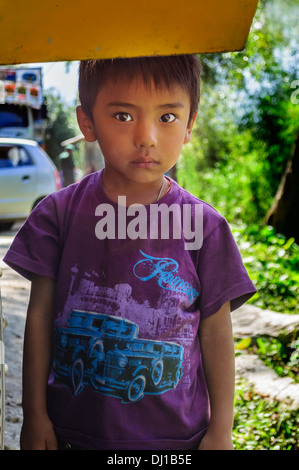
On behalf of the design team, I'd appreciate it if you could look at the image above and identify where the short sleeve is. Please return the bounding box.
[3,195,61,281]
[197,218,256,320]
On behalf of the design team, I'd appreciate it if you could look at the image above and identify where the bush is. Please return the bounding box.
[178,124,273,225]
[233,225,299,313]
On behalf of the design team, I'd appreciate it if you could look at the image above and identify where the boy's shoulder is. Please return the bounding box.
[50,171,100,206]
[177,183,220,210]
[175,181,227,235]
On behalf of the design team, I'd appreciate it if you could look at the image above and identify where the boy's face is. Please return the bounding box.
[77,77,197,188]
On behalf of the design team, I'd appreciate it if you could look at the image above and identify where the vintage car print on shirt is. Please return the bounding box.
[53,310,184,403]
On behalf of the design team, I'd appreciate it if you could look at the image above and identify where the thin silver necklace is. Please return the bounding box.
[156,177,165,202]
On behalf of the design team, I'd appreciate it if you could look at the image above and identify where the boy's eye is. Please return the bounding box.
[115,112,133,122]
[160,113,176,123]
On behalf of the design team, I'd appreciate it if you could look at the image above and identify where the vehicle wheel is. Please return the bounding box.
[127,375,146,402]
[71,358,84,395]
[0,222,14,232]
[31,197,44,211]
[88,340,105,390]
[151,359,164,386]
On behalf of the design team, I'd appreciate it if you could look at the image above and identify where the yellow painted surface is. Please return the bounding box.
[0,0,259,65]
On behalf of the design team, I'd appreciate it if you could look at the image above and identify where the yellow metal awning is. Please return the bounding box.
[0,0,259,65]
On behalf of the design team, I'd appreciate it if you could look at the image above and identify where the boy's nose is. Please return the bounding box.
[134,121,158,149]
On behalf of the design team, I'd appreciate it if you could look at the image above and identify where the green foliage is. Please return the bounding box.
[233,378,299,450]
[177,0,299,315]
[179,0,299,223]
[235,335,299,382]
[233,225,299,313]
[178,127,273,223]
[245,92,299,192]
[255,336,299,382]
[44,88,78,164]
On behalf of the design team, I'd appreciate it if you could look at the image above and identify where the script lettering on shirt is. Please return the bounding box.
[133,250,199,303]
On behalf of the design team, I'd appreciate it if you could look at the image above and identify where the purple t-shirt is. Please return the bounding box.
[4,170,256,449]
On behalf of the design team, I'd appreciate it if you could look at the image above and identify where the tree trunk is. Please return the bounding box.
[265,133,299,243]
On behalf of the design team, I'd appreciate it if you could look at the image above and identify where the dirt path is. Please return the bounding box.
[0,226,29,449]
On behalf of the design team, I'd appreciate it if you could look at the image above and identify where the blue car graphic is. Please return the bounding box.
[53,310,184,403]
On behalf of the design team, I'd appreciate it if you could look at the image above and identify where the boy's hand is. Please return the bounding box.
[198,429,234,450]
[20,413,58,450]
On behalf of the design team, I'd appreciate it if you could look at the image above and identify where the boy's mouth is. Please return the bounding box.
[130,159,159,168]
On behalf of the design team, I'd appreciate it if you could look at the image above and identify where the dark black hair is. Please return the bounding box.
[79,55,201,122]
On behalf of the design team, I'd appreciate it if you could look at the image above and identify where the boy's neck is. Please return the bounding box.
[101,169,168,206]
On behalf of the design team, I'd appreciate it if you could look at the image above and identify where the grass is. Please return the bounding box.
[233,378,299,450]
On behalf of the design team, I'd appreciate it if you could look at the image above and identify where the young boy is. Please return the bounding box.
[4,55,256,450]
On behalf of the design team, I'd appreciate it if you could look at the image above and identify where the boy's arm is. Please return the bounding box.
[198,301,235,450]
[20,274,58,450]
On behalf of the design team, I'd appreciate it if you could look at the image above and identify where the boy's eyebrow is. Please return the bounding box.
[107,101,136,108]
[158,102,185,109]
[107,101,185,109]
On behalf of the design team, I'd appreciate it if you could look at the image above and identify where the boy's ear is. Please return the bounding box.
[76,105,97,142]
[184,111,198,144]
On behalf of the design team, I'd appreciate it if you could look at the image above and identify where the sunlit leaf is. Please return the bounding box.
[235,338,252,350]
